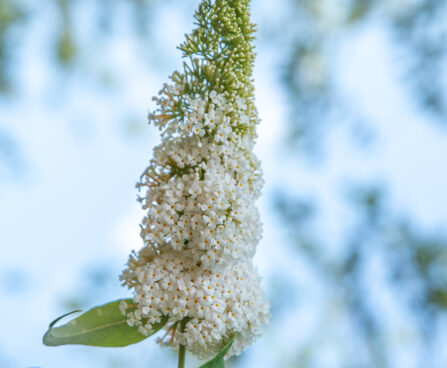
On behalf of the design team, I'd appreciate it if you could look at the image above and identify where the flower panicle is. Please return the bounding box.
[121,0,269,360]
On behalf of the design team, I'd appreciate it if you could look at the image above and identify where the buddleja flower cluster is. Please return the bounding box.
[120,0,269,360]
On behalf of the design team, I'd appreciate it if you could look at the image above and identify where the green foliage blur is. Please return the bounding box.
[1,0,446,367]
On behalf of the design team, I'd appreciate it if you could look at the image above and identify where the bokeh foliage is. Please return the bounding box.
[276,0,446,153]
[276,185,447,367]
[271,1,447,366]
[1,0,446,367]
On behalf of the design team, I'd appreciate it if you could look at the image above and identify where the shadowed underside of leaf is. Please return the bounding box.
[199,336,235,368]
[43,299,168,347]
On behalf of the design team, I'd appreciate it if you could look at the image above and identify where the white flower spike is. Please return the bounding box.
[120,0,269,360]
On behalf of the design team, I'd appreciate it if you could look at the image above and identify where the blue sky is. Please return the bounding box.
[1,1,447,367]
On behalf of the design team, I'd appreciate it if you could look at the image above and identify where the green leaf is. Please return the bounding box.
[43,299,168,347]
[48,309,82,328]
[199,336,235,368]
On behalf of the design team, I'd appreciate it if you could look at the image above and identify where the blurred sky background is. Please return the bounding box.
[1,0,447,367]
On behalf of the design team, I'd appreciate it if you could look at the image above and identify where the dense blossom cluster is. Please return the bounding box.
[120,0,268,360]
[120,249,269,359]
[120,87,269,358]
[137,89,263,270]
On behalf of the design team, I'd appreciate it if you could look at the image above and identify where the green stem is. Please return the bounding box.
[178,319,187,368]
[178,343,186,368]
